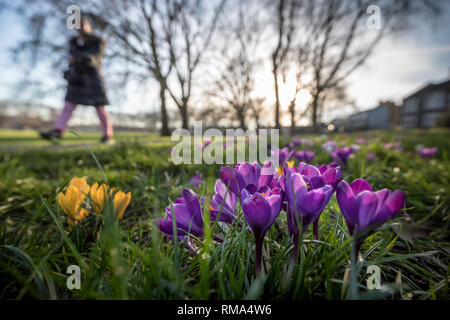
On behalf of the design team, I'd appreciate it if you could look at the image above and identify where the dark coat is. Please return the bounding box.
[64,34,109,106]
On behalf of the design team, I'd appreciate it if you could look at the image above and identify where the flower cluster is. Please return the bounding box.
[158,153,405,275]
[57,177,131,226]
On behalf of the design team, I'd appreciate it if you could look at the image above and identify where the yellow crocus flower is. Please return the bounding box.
[113,191,131,221]
[90,182,110,213]
[69,177,90,201]
[58,185,82,218]
[58,178,91,226]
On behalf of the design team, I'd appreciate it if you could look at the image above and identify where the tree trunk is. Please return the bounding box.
[273,63,281,129]
[311,95,319,133]
[181,103,189,130]
[289,100,295,137]
[238,108,246,130]
[159,80,170,136]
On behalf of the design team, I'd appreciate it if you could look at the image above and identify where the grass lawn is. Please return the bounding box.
[0,129,166,149]
[0,128,448,299]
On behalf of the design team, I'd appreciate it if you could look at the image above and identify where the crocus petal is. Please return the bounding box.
[238,162,259,191]
[258,161,275,188]
[310,176,326,189]
[336,181,358,234]
[181,188,203,228]
[211,180,237,223]
[242,193,271,239]
[214,179,236,210]
[374,190,405,223]
[156,218,186,240]
[351,179,373,195]
[220,166,244,196]
[297,188,324,216]
[113,191,131,220]
[318,165,328,174]
[285,171,308,204]
[266,195,282,231]
[166,203,203,236]
[299,163,321,178]
[355,191,378,231]
[291,172,308,199]
[322,168,336,185]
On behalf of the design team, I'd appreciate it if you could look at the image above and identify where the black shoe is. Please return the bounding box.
[40,130,62,140]
[99,136,115,145]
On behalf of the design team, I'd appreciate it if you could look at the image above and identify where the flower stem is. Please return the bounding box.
[290,232,299,264]
[313,219,319,240]
[255,237,263,275]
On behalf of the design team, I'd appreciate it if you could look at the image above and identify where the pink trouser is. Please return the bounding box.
[54,100,113,138]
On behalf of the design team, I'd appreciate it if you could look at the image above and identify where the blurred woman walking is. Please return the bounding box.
[40,17,113,144]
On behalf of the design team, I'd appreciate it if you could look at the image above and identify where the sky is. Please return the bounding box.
[0,3,449,126]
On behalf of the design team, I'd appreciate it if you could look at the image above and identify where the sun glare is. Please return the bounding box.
[278,71,312,126]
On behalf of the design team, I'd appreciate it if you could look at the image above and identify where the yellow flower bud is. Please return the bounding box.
[58,185,82,218]
[69,177,90,202]
[90,182,110,213]
[113,191,131,221]
[58,177,91,226]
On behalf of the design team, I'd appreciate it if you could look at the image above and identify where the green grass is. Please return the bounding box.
[0,129,166,148]
[0,128,448,299]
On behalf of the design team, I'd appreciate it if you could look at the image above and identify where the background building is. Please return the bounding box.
[330,101,399,132]
[401,79,450,128]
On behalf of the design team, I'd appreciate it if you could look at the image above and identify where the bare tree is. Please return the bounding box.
[292,0,444,132]
[206,1,264,129]
[161,0,227,130]
[270,0,301,129]
[249,97,266,130]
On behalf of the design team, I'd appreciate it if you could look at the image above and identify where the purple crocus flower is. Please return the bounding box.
[294,150,316,163]
[366,152,376,161]
[271,147,294,167]
[322,141,337,153]
[292,137,301,148]
[417,146,437,158]
[281,166,334,261]
[315,162,342,190]
[331,147,354,165]
[209,179,237,224]
[336,179,405,254]
[220,161,275,197]
[189,174,203,187]
[297,162,342,239]
[156,188,204,251]
[241,188,281,274]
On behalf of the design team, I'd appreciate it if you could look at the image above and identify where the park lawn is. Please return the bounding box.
[0,128,448,299]
[0,129,166,149]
